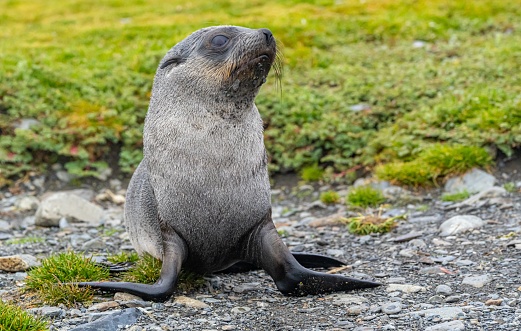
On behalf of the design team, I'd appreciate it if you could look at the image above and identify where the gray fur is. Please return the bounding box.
[79,26,380,300]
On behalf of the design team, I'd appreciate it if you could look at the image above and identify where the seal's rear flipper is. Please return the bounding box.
[78,235,187,302]
[253,222,381,295]
[219,252,346,274]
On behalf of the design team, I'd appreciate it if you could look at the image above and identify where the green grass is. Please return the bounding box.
[122,254,205,292]
[319,190,340,204]
[1,0,520,185]
[346,186,386,208]
[107,251,140,264]
[25,251,109,307]
[341,213,405,235]
[376,144,492,186]
[441,190,471,202]
[5,236,45,245]
[0,300,48,331]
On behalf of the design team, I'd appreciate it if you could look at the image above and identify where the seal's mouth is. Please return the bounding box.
[230,52,274,82]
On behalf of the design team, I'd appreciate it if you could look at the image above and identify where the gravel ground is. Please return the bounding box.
[0,163,520,331]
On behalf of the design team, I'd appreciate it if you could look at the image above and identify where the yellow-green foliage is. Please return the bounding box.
[342,214,405,235]
[346,186,386,208]
[107,251,140,264]
[0,300,48,331]
[1,0,520,184]
[300,164,324,182]
[25,252,109,307]
[441,190,470,202]
[376,144,492,186]
[320,190,340,204]
[122,254,205,292]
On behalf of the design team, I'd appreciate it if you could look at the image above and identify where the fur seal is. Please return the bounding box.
[78,26,380,301]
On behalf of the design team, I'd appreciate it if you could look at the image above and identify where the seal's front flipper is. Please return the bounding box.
[78,233,187,302]
[253,222,381,296]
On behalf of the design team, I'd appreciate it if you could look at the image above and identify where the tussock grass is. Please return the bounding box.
[25,252,109,307]
[376,144,493,186]
[320,190,340,205]
[441,190,471,202]
[0,300,48,331]
[341,213,405,235]
[346,186,386,208]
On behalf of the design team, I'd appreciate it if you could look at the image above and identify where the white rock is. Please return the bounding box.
[444,168,495,194]
[386,284,426,293]
[35,192,104,227]
[327,294,368,306]
[0,254,40,272]
[461,274,491,288]
[174,296,209,309]
[439,215,484,236]
[424,320,465,331]
[14,195,40,211]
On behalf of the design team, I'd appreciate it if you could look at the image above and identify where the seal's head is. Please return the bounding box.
[150,26,278,119]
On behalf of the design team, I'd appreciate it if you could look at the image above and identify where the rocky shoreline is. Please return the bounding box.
[0,168,520,331]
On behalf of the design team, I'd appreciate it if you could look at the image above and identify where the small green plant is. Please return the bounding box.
[122,254,205,292]
[376,144,492,186]
[441,190,471,202]
[6,236,45,245]
[346,186,386,208]
[107,251,140,264]
[25,251,109,307]
[342,213,405,235]
[320,190,340,204]
[504,182,517,193]
[0,300,48,331]
[300,165,324,182]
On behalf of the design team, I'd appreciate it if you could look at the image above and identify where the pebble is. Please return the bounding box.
[387,284,426,293]
[439,215,485,236]
[444,168,496,194]
[69,308,142,331]
[174,296,209,309]
[416,307,465,319]
[230,306,251,314]
[462,274,491,288]
[0,254,40,272]
[424,320,465,331]
[381,302,402,314]
[435,284,452,295]
[35,192,104,227]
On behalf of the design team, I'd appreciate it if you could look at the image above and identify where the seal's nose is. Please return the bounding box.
[260,28,274,46]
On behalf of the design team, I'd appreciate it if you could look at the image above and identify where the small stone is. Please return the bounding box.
[0,254,40,272]
[174,296,209,309]
[462,274,491,288]
[87,301,120,312]
[444,295,460,303]
[35,192,104,227]
[69,308,142,331]
[444,168,495,194]
[435,284,452,295]
[0,220,10,232]
[233,282,261,293]
[485,298,503,306]
[439,215,484,236]
[39,306,63,318]
[231,306,251,314]
[222,326,237,331]
[381,302,402,314]
[424,320,465,331]
[416,307,465,319]
[386,284,426,293]
[81,237,106,250]
[428,295,444,304]
[346,305,367,315]
[326,249,344,257]
[15,195,40,211]
[327,294,369,306]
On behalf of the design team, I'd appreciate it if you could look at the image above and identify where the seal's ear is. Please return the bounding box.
[160,56,185,69]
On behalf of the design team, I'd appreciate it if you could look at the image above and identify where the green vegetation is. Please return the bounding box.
[25,251,109,307]
[441,190,471,202]
[5,236,45,245]
[107,251,140,264]
[319,190,340,204]
[342,214,405,235]
[376,144,492,186]
[504,182,517,193]
[0,300,48,331]
[346,186,386,208]
[122,253,205,292]
[299,164,324,182]
[1,0,520,185]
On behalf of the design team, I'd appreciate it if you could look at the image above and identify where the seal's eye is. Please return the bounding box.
[211,35,229,47]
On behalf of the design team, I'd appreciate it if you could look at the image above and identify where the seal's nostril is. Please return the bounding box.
[259,28,274,45]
